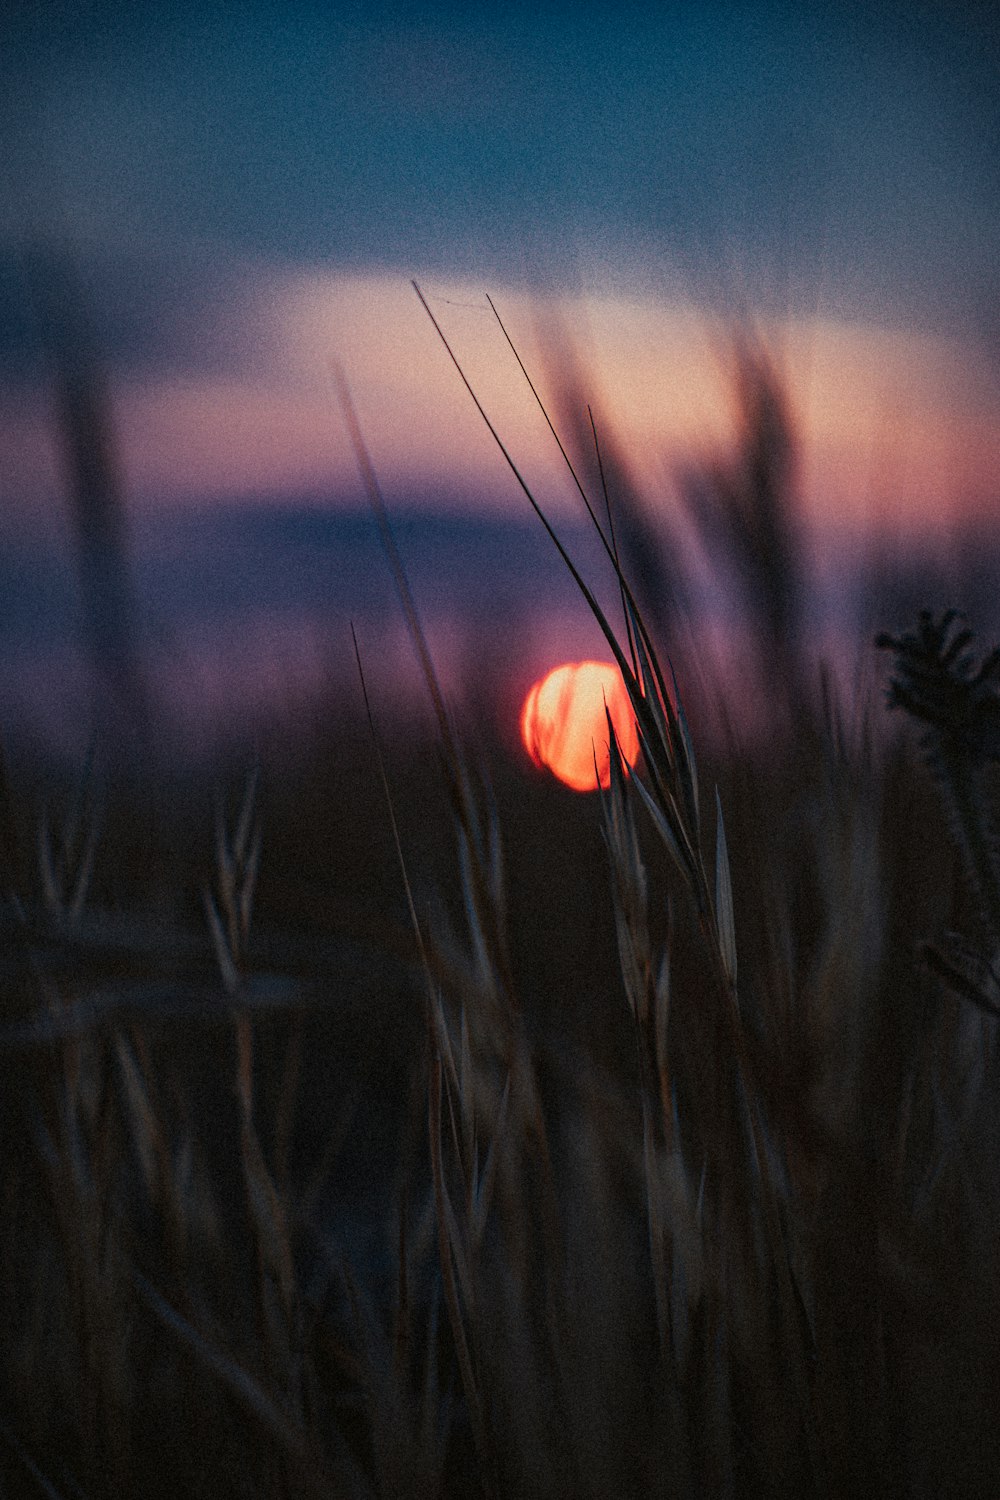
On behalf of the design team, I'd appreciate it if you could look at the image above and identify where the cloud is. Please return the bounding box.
[0,239,281,385]
[3,250,997,543]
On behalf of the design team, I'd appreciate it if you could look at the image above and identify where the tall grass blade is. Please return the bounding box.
[714,788,737,990]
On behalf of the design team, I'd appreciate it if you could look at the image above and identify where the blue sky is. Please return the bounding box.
[3,0,997,524]
[1,0,998,747]
[4,0,998,341]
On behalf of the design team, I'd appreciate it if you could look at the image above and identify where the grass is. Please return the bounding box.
[3,289,1000,1497]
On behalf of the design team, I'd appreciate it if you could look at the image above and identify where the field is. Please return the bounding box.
[3,321,1000,1499]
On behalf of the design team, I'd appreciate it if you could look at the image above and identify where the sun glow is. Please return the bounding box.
[520,660,640,792]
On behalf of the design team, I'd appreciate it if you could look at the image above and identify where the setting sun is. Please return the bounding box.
[520,660,640,792]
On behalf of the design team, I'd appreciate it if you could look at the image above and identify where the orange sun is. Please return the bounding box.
[520,660,640,792]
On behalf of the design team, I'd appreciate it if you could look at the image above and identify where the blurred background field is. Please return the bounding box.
[3,280,1000,1495]
[4,2,1000,1494]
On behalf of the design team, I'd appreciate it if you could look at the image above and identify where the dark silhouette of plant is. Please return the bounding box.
[878,609,1000,1013]
[681,335,804,712]
[26,244,148,762]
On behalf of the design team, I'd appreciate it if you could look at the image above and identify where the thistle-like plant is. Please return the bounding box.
[878,609,1000,1011]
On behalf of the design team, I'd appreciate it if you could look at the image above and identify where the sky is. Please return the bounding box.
[1,0,998,747]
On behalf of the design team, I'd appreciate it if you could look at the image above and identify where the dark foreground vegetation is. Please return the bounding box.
[3,310,1000,1498]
